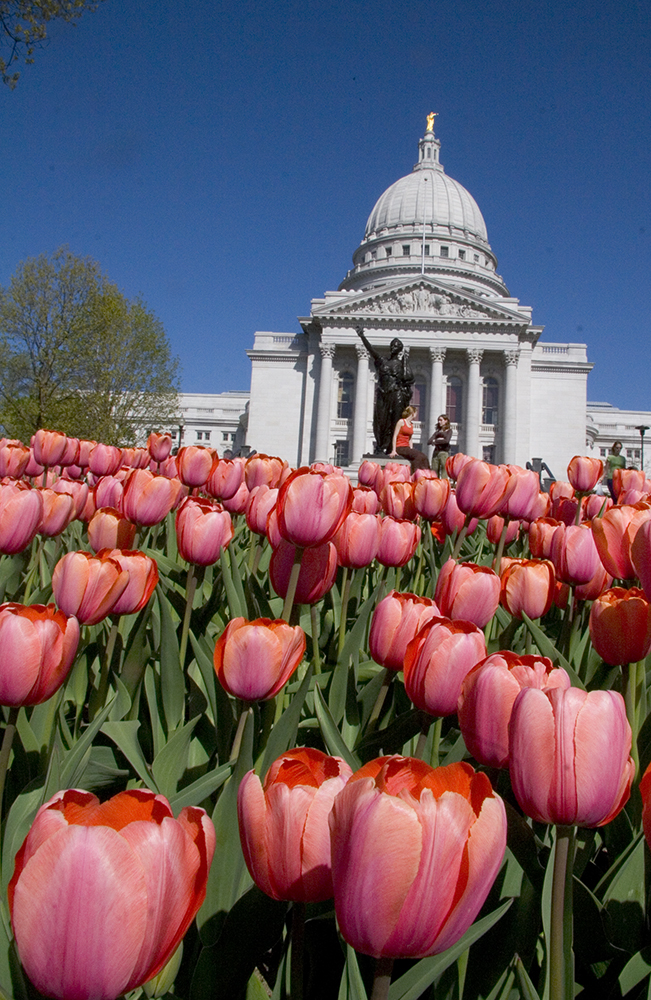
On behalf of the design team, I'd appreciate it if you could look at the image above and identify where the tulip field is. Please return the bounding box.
[3,434,651,1000]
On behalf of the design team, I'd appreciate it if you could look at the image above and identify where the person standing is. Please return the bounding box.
[605,441,625,500]
[428,414,452,478]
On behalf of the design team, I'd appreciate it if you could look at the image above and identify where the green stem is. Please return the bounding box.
[0,707,19,823]
[179,563,198,668]
[414,717,431,760]
[558,585,575,658]
[229,704,251,762]
[89,619,119,718]
[451,514,472,561]
[290,900,306,1000]
[492,519,510,577]
[281,547,304,623]
[549,824,575,1000]
[367,669,393,733]
[247,533,262,575]
[429,715,442,768]
[370,956,394,1000]
[623,662,640,778]
[310,604,321,675]
[338,567,351,658]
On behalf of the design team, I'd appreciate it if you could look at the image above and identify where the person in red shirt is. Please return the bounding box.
[390,406,429,473]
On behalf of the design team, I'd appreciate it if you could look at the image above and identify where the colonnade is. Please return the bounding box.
[314,341,521,466]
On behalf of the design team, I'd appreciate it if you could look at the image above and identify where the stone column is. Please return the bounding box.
[352,344,370,463]
[315,343,335,462]
[465,349,483,458]
[428,347,446,450]
[503,349,519,464]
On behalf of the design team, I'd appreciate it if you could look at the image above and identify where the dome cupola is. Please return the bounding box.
[339,117,509,298]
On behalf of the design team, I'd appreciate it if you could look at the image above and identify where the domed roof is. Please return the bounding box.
[339,123,507,297]
[365,160,487,241]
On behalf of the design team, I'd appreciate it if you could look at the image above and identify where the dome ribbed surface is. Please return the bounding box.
[365,168,487,241]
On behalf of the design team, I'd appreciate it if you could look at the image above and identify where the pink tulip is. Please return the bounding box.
[445,452,474,481]
[329,756,506,958]
[631,519,651,601]
[32,429,68,468]
[582,493,612,520]
[50,478,89,518]
[0,483,43,554]
[549,522,600,585]
[368,591,440,672]
[403,617,487,716]
[88,443,123,477]
[528,517,562,559]
[24,450,44,478]
[567,456,604,493]
[458,651,570,768]
[52,551,129,625]
[0,603,80,706]
[220,480,250,514]
[269,539,338,604]
[500,559,556,620]
[380,481,417,521]
[357,460,382,489]
[486,515,520,546]
[589,587,651,666]
[592,505,638,580]
[413,476,450,520]
[277,468,352,547]
[0,443,30,478]
[509,686,634,826]
[245,485,278,536]
[176,446,216,489]
[434,559,500,629]
[333,511,381,569]
[147,432,173,462]
[455,460,515,519]
[93,475,125,514]
[575,563,612,602]
[214,617,306,701]
[37,488,76,537]
[351,485,380,514]
[376,515,421,567]
[175,496,234,565]
[102,550,159,616]
[613,467,645,499]
[88,508,137,552]
[122,469,184,527]
[238,748,352,902]
[205,457,245,500]
[9,788,215,1000]
[441,490,479,537]
[500,466,541,520]
[244,454,289,490]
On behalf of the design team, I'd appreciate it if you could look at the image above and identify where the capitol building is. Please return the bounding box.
[176,121,648,479]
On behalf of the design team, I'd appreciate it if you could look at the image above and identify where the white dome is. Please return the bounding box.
[365,168,487,241]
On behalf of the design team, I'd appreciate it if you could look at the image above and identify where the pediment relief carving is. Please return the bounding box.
[323,283,501,320]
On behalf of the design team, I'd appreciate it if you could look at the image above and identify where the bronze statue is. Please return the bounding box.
[356,327,415,455]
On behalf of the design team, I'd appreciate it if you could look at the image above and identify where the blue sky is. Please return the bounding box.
[1,0,649,409]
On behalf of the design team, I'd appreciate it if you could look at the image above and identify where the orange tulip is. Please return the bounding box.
[214,617,306,701]
[500,559,555,620]
[589,587,651,665]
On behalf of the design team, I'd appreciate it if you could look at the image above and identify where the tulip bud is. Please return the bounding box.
[213,617,306,701]
[404,617,487,716]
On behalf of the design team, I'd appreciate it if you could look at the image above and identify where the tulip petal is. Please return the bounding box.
[12,825,147,1000]
[238,772,275,897]
[573,692,631,826]
[509,689,556,823]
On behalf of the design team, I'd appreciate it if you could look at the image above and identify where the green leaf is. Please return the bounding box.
[151,717,200,799]
[602,835,646,952]
[169,762,232,812]
[619,946,651,995]
[514,954,542,1000]
[521,613,585,689]
[220,546,246,619]
[1,782,44,897]
[197,709,255,943]
[156,586,185,733]
[189,630,234,762]
[58,698,115,789]
[339,945,368,1000]
[387,899,513,1000]
[257,664,314,777]
[314,684,360,772]
[102,720,158,791]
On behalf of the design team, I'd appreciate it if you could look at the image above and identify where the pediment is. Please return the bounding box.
[311,278,526,324]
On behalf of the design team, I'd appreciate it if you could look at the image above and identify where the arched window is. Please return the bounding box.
[411,380,427,421]
[337,372,354,419]
[482,377,499,425]
[446,376,463,425]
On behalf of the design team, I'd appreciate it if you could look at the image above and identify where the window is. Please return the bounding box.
[440,246,449,258]
[402,245,410,256]
[371,250,377,259]
[385,247,392,257]
[458,250,466,260]
[424,245,430,256]
[446,376,463,425]
[222,432,229,441]
[483,445,496,463]
[411,381,427,421]
[474,254,479,262]
[482,377,499,425]
[197,431,211,441]
[600,447,607,456]
[334,440,350,466]
[337,371,354,419]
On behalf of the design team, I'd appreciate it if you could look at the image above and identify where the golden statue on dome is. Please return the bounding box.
[426,111,438,132]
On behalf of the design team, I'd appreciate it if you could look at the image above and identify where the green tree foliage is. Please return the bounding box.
[0,0,104,87]
[0,247,181,445]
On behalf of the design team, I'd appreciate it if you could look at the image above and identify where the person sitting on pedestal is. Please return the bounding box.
[390,406,430,473]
